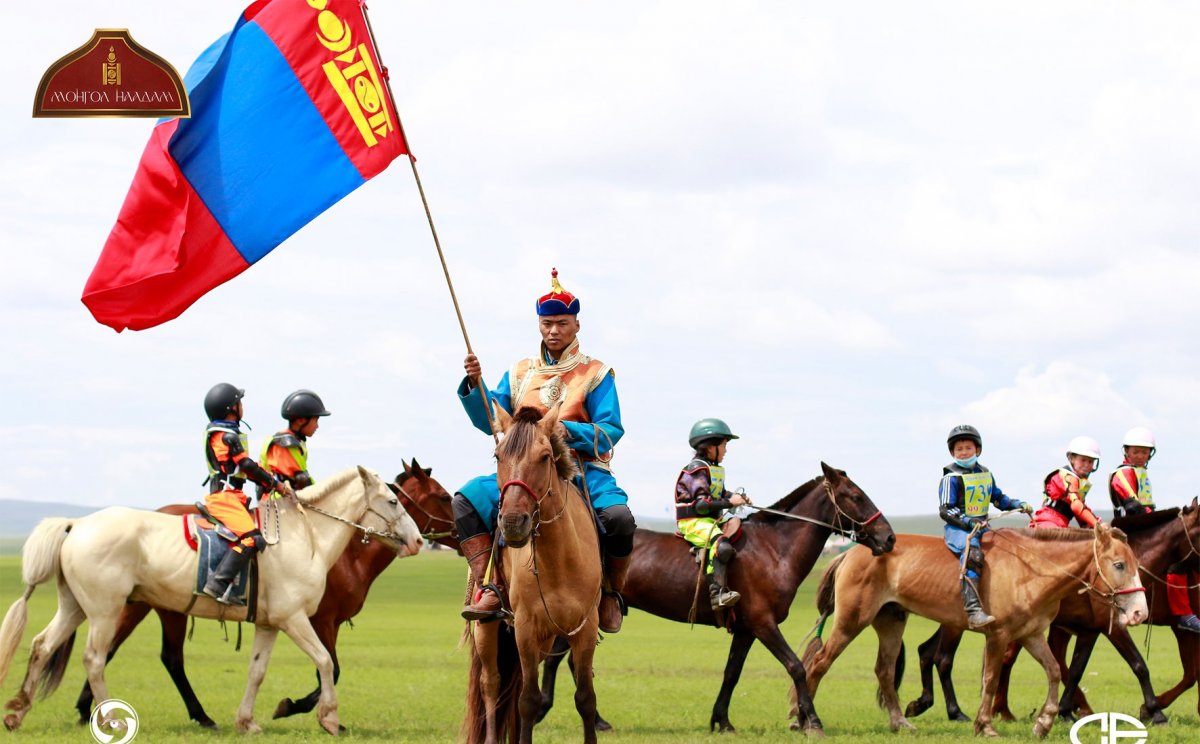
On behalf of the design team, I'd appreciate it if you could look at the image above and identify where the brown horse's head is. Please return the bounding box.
[390,458,458,552]
[492,402,578,548]
[820,462,896,555]
[1091,522,1149,627]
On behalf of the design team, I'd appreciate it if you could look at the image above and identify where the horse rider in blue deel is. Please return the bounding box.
[453,269,637,632]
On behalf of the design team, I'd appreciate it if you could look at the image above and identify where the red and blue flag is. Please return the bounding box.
[83,0,409,332]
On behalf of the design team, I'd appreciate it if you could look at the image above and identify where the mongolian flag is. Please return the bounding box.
[82,0,409,332]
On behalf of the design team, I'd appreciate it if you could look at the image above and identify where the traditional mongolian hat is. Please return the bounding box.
[536,268,580,316]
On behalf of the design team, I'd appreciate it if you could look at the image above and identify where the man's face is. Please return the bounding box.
[539,314,580,355]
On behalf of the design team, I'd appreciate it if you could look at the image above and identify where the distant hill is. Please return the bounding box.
[0,499,99,540]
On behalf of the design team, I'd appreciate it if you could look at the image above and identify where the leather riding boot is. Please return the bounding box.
[1178,614,1200,633]
[202,547,253,606]
[709,560,741,610]
[460,533,505,622]
[598,554,632,633]
[961,578,994,629]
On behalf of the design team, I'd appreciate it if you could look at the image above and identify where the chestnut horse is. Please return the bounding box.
[70,460,455,729]
[538,462,896,735]
[463,404,603,744]
[0,467,421,735]
[904,500,1200,725]
[800,525,1148,738]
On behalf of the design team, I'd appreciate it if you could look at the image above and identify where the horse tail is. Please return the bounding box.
[802,552,849,668]
[0,518,74,689]
[461,624,523,743]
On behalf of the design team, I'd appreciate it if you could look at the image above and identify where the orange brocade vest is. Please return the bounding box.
[509,340,612,458]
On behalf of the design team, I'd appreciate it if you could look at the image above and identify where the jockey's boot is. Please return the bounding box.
[1178,614,1200,633]
[709,561,741,610]
[598,554,631,633]
[460,533,506,622]
[202,546,252,606]
[961,578,994,629]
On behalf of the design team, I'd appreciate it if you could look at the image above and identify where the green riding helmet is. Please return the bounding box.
[688,418,740,449]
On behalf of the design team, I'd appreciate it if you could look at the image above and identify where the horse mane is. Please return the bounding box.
[1002,526,1128,544]
[747,477,823,523]
[295,467,362,505]
[1112,507,1180,533]
[498,407,579,481]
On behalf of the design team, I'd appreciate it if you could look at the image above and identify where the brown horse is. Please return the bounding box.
[463,404,603,744]
[537,462,896,735]
[71,460,455,729]
[800,525,1148,738]
[904,500,1200,725]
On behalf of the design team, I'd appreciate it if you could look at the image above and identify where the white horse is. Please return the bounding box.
[0,465,420,735]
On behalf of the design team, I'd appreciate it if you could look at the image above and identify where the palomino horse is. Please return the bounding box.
[463,404,603,744]
[537,463,896,735]
[0,466,421,735]
[70,460,455,729]
[800,525,1148,738]
[904,500,1200,725]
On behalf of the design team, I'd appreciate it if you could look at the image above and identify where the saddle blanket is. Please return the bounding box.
[182,514,254,606]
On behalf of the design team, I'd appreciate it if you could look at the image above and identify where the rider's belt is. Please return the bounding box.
[209,475,247,494]
[1041,497,1073,519]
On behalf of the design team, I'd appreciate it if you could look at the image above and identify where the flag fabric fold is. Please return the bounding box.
[83,0,409,332]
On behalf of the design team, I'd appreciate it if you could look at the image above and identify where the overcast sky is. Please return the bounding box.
[2,1,1198,524]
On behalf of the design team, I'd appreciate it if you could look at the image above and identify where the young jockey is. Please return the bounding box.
[1033,436,1103,529]
[938,425,1033,629]
[261,389,331,492]
[675,418,751,610]
[201,383,290,605]
[1109,428,1200,633]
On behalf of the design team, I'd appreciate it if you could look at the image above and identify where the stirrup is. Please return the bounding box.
[462,584,509,622]
[711,588,741,609]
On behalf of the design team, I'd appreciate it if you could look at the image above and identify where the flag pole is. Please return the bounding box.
[360,5,498,443]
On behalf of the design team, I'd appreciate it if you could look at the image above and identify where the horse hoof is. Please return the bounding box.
[804,724,826,738]
[997,711,1016,723]
[319,716,341,736]
[272,699,293,719]
[595,717,613,732]
[974,722,999,738]
[789,719,802,732]
[4,714,21,732]
[951,712,970,723]
[890,718,915,732]
[904,700,930,718]
[235,719,262,734]
[1150,711,1168,727]
[198,717,219,730]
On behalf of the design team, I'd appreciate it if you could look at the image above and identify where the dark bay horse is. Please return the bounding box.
[538,462,896,735]
[72,460,455,729]
[463,404,603,744]
[904,500,1200,725]
[800,525,1148,738]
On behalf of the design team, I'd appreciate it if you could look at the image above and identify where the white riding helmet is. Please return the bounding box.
[1122,427,1156,449]
[1066,435,1101,463]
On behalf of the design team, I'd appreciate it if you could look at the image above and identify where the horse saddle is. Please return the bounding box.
[182,514,256,613]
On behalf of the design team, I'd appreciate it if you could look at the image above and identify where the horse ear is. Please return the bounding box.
[492,403,513,433]
[1192,496,1199,510]
[401,459,412,475]
[539,398,564,435]
[820,462,840,483]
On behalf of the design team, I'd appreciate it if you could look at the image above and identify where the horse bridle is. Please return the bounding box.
[821,478,882,544]
[303,498,411,545]
[394,480,457,541]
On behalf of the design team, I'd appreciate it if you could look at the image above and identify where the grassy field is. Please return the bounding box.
[1,550,1198,743]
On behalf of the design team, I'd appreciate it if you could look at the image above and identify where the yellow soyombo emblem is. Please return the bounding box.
[102,47,121,86]
[307,0,396,149]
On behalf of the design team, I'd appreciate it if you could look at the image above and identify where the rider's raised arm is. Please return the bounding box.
[457,371,513,435]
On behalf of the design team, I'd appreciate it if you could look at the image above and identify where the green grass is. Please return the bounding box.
[1,551,1198,742]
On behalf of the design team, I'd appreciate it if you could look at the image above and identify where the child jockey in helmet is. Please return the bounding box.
[261,389,331,492]
[201,383,291,605]
[939,425,1033,629]
[1110,428,1200,633]
[675,418,751,610]
[1032,436,1103,529]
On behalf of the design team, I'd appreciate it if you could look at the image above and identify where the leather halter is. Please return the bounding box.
[394,480,456,541]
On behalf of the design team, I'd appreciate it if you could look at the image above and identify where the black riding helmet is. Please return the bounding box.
[204,383,244,420]
[946,424,982,454]
[281,389,332,420]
